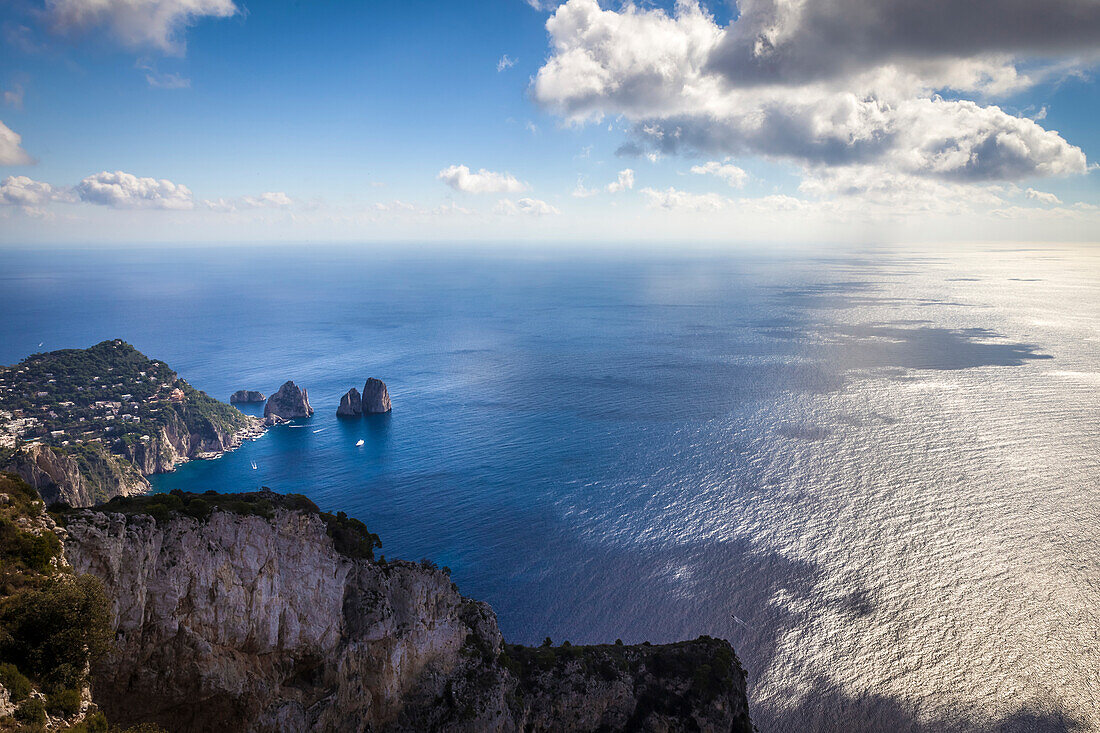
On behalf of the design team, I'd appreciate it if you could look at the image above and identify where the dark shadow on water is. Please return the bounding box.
[756,681,1085,733]
[823,325,1053,370]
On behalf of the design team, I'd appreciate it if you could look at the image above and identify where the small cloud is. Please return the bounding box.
[438,164,528,194]
[3,23,45,55]
[606,168,634,193]
[497,54,517,72]
[690,160,748,188]
[524,0,561,11]
[641,187,730,212]
[0,175,69,215]
[1025,187,1062,206]
[525,120,538,135]
[3,83,24,110]
[202,191,292,212]
[76,170,193,209]
[572,178,599,198]
[0,120,33,166]
[495,197,560,216]
[46,0,239,54]
[145,71,191,89]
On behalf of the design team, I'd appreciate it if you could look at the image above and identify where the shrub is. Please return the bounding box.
[0,662,32,701]
[0,575,111,690]
[67,710,108,733]
[46,687,82,717]
[15,697,46,724]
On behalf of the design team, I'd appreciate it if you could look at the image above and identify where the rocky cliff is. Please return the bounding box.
[363,378,392,414]
[62,494,752,733]
[337,387,362,417]
[119,409,266,475]
[264,381,314,420]
[231,390,267,404]
[12,443,147,507]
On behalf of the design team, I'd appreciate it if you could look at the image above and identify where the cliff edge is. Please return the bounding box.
[60,491,752,733]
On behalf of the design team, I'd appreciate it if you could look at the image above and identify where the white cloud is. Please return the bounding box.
[495,197,560,216]
[46,0,238,53]
[0,175,68,216]
[0,121,33,166]
[145,71,191,89]
[497,54,518,72]
[202,191,292,212]
[3,84,24,110]
[641,187,730,212]
[606,168,634,193]
[690,160,747,188]
[525,0,561,11]
[572,178,599,198]
[76,170,194,209]
[438,164,528,194]
[533,0,1091,191]
[1025,187,1062,206]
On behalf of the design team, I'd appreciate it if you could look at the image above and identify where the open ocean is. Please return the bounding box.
[1,244,1097,732]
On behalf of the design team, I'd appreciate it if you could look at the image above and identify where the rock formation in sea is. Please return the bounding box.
[230,390,267,404]
[61,491,752,733]
[362,378,392,414]
[264,381,314,420]
[337,388,362,417]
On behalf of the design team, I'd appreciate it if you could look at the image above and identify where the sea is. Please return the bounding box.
[0,243,1097,732]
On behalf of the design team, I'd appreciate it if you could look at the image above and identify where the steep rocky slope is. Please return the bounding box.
[61,492,752,733]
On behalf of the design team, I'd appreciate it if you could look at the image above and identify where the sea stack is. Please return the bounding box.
[362,378,392,413]
[230,390,266,404]
[337,387,362,417]
[264,381,313,419]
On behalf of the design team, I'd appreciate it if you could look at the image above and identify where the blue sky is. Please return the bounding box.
[1,0,1099,244]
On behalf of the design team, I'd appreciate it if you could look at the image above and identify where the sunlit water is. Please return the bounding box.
[1,244,1096,732]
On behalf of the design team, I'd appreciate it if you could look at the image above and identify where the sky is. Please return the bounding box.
[1,0,1099,245]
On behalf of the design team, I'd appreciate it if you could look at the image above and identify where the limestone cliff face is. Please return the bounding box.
[12,443,147,506]
[63,509,751,733]
[231,390,267,404]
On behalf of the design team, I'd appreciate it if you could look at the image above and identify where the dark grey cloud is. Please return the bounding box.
[709,0,1100,86]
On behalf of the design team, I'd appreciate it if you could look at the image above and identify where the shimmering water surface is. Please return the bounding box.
[1,244,1097,732]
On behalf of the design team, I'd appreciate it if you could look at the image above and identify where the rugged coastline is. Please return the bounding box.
[0,341,268,507]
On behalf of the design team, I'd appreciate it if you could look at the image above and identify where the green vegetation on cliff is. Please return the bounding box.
[0,473,112,731]
[65,489,383,561]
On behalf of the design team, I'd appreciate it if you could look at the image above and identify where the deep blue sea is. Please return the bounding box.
[1,244,1097,732]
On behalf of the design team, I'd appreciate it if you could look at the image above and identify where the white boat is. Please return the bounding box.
[251,460,258,470]
[313,428,326,434]
[355,439,365,447]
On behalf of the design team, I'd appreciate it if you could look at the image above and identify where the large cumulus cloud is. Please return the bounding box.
[533,0,1092,187]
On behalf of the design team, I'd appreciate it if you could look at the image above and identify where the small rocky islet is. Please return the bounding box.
[338,378,392,417]
[263,380,314,420]
[229,390,266,404]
